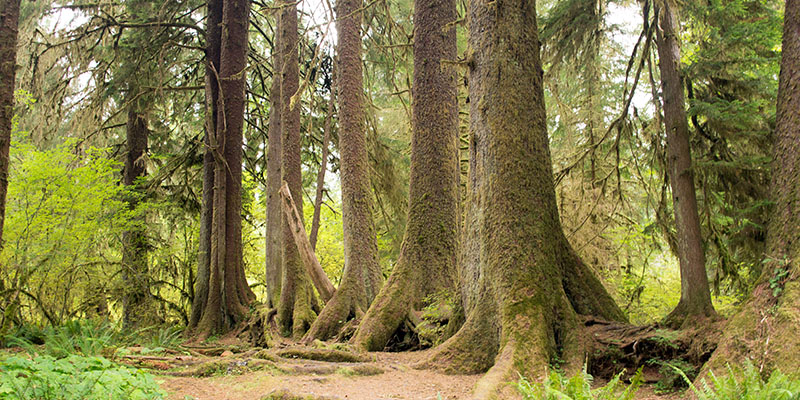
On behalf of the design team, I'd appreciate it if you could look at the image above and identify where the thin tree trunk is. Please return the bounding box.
[0,0,21,251]
[304,0,383,341]
[309,75,334,251]
[122,107,153,330]
[655,1,716,328]
[700,0,800,378]
[265,15,283,309]
[277,0,319,338]
[190,125,215,329]
[351,0,460,351]
[419,0,625,395]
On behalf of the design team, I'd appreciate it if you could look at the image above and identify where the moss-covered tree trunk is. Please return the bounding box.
[189,0,222,331]
[655,0,716,328]
[0,0,20,252]
[304,0,382,341]
[701,0,800,378]
[192,0,255,338]
[420,0,625,396]
[351,0,460,351]
[277,0,319,338]
[265,15,283,310]
[122,107,154,330]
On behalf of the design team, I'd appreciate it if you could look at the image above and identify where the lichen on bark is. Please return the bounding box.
[277,0,319,338]
[351,0,461,351]
[304,0,383,341]
[419,0,625,395]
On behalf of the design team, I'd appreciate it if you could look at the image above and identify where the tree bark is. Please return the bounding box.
[277,0,319,338]
[189,0,222,333]
[265,14,283,309]
[192,0,254,338]
[304,0,383,341]
[655,1,716,328]
[351,0,459,350]
[121,107,153,330]
[419,0,625,395]
[0,0,21,251]
[279,181,336,303]
[700,0,800,378]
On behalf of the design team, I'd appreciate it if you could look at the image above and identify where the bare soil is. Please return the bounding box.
[138,338,686,400]
[156,348,479,400]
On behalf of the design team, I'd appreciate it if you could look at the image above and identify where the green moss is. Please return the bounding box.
[335,364,383,376]
[276,348,369,363]
[261,389,341,400]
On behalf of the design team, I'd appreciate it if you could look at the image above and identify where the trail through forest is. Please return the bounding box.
[119,336,683,399]
[158,347,478,400]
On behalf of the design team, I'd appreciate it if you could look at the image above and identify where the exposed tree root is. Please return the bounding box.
[264,388,343,400]
[585,318,721,382]
[276,347,370,363]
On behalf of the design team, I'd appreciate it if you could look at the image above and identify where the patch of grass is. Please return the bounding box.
[0,354,165,399]
[517,366,643,400]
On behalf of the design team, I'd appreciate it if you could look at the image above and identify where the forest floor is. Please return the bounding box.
[126,336,685,400]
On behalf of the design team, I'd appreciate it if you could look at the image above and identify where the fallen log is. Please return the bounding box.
[279,181,336,303]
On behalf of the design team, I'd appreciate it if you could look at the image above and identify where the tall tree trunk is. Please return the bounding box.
[265,15,283,310]
[122,107,153,330]
[0,0,21,252]
[304,0,382,341]
[189,0,222,330]
[309,71,335,251]
[701,0,800,378]
[655,1,716,328]
[277,0,319,338]
[351,0,460,351]
[193,0,254,338]
[220,0,254,321]
[419,0,625,396]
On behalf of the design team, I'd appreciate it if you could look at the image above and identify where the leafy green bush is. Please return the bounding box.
[1,139,129,329]
[0,354,165,399]
[8,320,124,358]
[517,367,642,400]
[678,361,800,400]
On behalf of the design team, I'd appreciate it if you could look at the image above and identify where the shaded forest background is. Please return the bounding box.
[0,0,796,396]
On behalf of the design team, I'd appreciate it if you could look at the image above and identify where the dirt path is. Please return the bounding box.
[147,341,683,400]
[157,349,479,400]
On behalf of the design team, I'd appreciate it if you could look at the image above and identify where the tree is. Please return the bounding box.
[309,66,334,252]
[419,0,625,395]
[277,0,319,338]
[0,0,21,251]
[190,0,255,337]
[701,0,800,377]
[654,0,716,327]
[304,0,383,341]
[265,13,283,310]
[352,0,460,350]
[121,107,153,329]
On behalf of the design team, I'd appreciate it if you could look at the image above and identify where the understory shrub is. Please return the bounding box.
[0,354,165,399]
[517,367,643,399]
[679,361,800,400]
